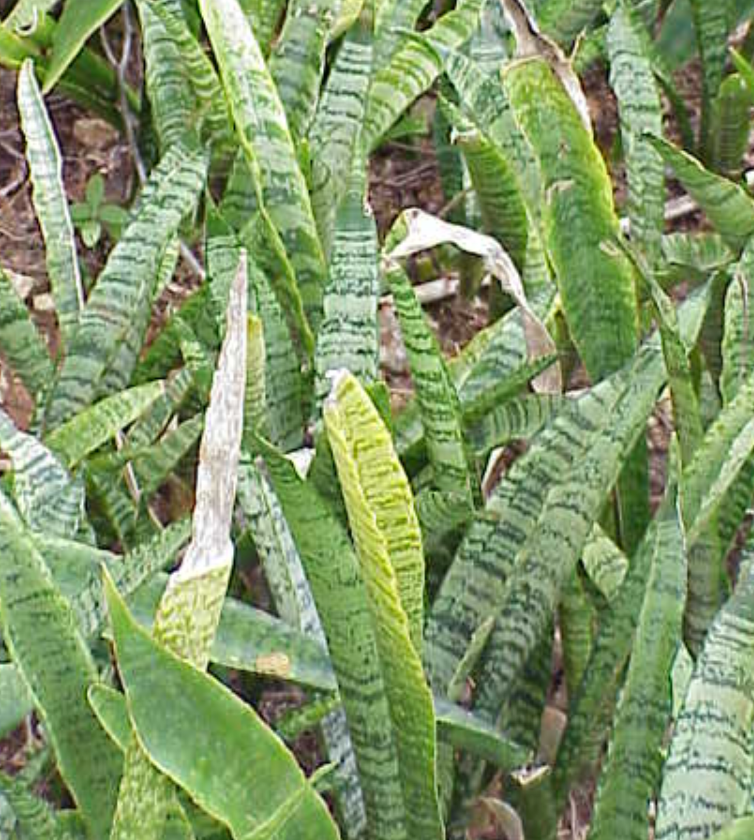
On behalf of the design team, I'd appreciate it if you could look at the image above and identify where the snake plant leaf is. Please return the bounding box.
[126,574,339,693]
[384,258,478,507]
[5,0,60,31]
[128,413,204,498]
[309,14,374,258]
[0,407,84,539]
[314,146,380,408]
[374,0,430,64]
[200,0,328,333]
[258,439,408,840]
[139,0,233,154]
[426,339,666,727]
[42,0,123,93]
[136,0,197,152]
[44,381,164,469]
[708,817,754,840]
[451,111,529,273]
[504,56,639,383]
[270,0,339,142]
[648,136,754,253]
[0,499,121,838]
[324,371,444,840]
[0,770,70,840]
[710,73,752,178]
[126,368,194,450]
[581,524,629,602]
[0,266,52,400]
[363,0,484,152]
[111,254,247,840]
[17,60,83,350]
[607,1,664,266]
[99,239,181,401]
[434,698,529,771]
[465,394,566,458]
[655,536,754,840]
[553,485,683,812]
[104,575,341,840]
[0,663,33,739]
[560,568,596,699]
[661,232,735,278]
[235,456,366,837]
[688,0,728,159]
[537,0,604,48]
[44,142,208,429]
[588,490,686,840]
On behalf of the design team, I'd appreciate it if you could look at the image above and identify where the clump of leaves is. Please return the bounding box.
[2,0,754,839]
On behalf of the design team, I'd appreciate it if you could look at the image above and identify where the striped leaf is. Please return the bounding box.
[648,136,754,253]
[0,496,121,838]
[45,381,164,469]
[607,1,664,266]
[363,0,484,152]
[259,441,409,840]
[241,0,287,52]
[710,73,752,178]
[309,14,374,257]
[0,408,84,539]
[425,339,667,725]
[0,266,52,400]
[384,259,478,507]
[136,0,196,152]
[236,456,366,837]
[104,575,341,840]
[0,663,32,740]
[581,524,629,602]
[140,0,233,154]
[126,368,194,450]
[314,146,380,408]
[324,371,444,840]
[588,489,686,840]
[44,142,208,429]
[689,0,728,159]
[200,0,328,332]
[270,0,339,142]
[538,0,604,48]
[656,535,754,840]
[503,56,639,383]
[0,771,70,840]
[18,59,83,350]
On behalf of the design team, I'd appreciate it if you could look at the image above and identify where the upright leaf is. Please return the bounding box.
[18,60,83,349]
[0,495,121,838]
[44,142,207,429]
[324,371,444,840]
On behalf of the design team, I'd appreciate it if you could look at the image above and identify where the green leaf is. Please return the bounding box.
[44,142,207,429]
[43,0,124,93]
[538,0,604,47]
[648,136,754,253]
[656,536,754,840]
[324,372,444,840]
[385,259,478,507]
[45,381,164,468]
[607,1,664,266]
[314,146,380,407]
[688,0,728,158]
[200,0,328,333]
[504,56,639,382]
[363,0,484,151]
[18,59,83,349]
[0,408,84,538]
[0,265,52,399]
[270,0,338,142]
[0,770,69,840]
[0,498,121,838]
[588,490,686,840]
[309,15,374,258]
[0,663,32,740]
[710,73,753,177]
[259,441,408,840]
[104,574,341,840]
